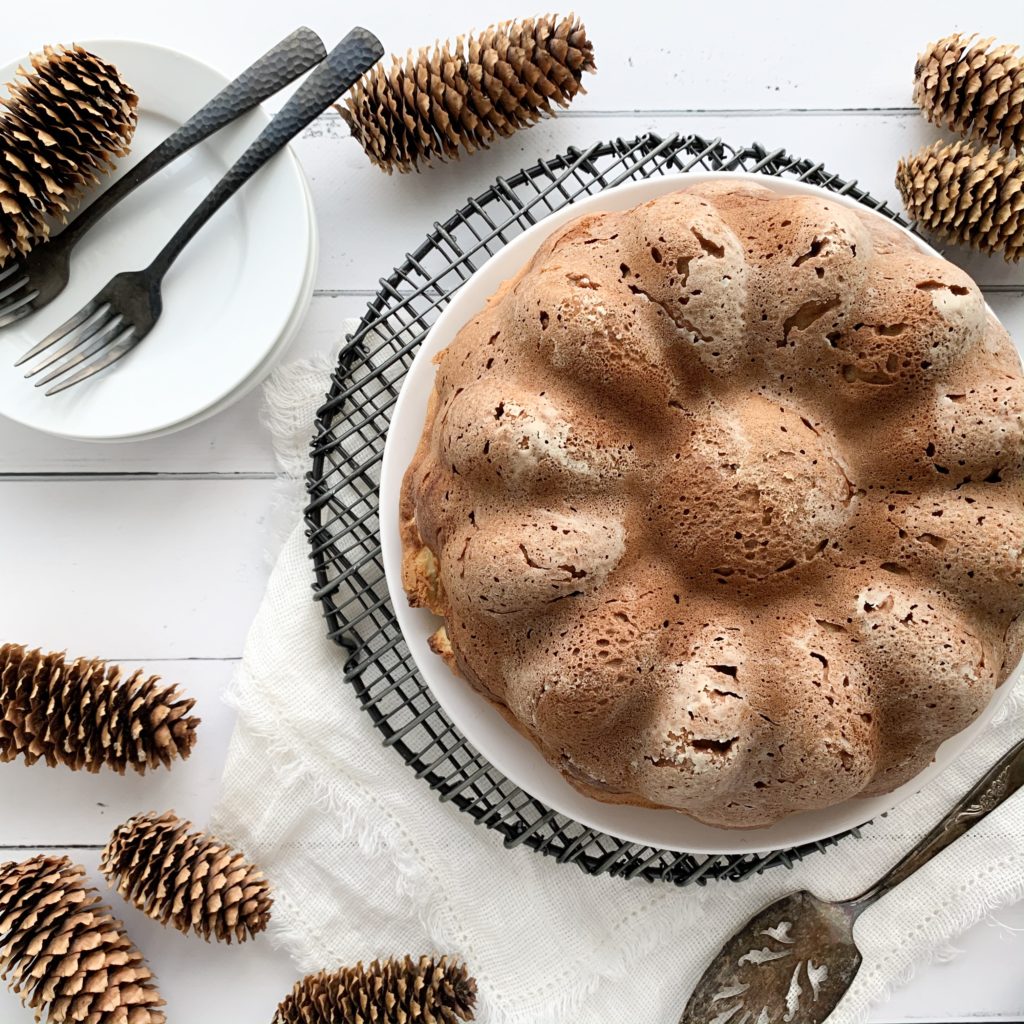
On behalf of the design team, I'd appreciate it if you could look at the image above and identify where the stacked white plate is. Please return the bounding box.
[0,40,317,441]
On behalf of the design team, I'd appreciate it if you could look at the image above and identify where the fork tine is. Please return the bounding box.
[0,261,23,286]
[33,314,126,388]
[0,294,40,330]
[19,301,107,371]
[0,275,30,304]
[44,326,138,395]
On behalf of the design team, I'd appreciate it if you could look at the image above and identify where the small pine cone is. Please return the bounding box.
[896,138,1024,261]
[0,855,165,1024]
[100,810,273,944]
[0,44,138,265]
[274,956,477,1024]
[0,643,199,774]
[340,14,596,173]
[912,33,1024,155]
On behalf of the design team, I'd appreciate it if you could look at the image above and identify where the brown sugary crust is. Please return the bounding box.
[399,181,1024,829]
[419,619,746,824]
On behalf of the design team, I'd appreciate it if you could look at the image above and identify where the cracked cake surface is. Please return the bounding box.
[399,180,1024,828]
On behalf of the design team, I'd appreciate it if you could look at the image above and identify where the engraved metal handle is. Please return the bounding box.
[57,27,328,250]
[846,733,1024,914]
[148,26,383,278]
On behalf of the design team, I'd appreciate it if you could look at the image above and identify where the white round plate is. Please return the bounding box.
[380,171,1022,855]
[0,40,315,441]
[106,174,318,442]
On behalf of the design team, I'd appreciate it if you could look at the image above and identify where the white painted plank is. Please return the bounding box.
[0,847,299,1024]
[4,0,1021,111]
[0,478,281,659]
[294,111,1024,295]
[1,660,239,845]
[6,11,1020,299]
[1,111,1022,474]
[0,295,364,475]
[0,271,1019,478]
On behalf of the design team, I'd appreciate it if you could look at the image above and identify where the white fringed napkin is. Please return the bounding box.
[212,321,1024,1023]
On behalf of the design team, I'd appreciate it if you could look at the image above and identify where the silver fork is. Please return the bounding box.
[20,27,383,395]
[0,27,328,332]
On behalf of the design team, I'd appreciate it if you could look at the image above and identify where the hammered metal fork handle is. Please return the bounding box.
[56,26,328,250]
[846,733,1024,914]
[147,27,382,279]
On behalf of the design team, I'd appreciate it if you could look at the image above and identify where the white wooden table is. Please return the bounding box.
[2,2,1022,1020]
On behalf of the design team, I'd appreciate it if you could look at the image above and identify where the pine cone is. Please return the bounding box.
[0,44,137,265]
[340,14,596,173]
[0,643,199,774]
[274,956,477,1024]
[913,33,1023,155]
[0,855,165,1024]
[100,810,272,944]
[896,138,1024,262]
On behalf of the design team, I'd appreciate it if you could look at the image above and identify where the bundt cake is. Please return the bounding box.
[399,180,1024,829]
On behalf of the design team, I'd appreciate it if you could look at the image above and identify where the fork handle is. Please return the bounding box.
[147,27,383,280]
[56,27,328,248]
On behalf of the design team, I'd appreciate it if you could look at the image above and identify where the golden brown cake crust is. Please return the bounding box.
[399,182,1024,828]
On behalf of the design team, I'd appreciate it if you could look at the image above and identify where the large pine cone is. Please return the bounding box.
[340,14,595,173]
[896,138,1024,262]
[0,643,199,773]
[100,810,273,944]
[0,855,165,1024]
[0,44,137,264]
[274,956,477,1024]
[913,33,1024,155]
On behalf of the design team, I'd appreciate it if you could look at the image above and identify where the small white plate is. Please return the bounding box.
[380,171,1023,855]
[102,175,318,442]
[0,40,315,441]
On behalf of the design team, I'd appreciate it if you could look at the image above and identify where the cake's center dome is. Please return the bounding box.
[649,395,855,583]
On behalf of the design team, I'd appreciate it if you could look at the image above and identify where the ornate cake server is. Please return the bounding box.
[681,733,1024,1024]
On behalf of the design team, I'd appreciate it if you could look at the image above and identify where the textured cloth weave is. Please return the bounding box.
[212,321,1024,1023]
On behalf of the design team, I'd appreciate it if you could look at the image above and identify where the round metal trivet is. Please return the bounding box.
[306,133,909,886]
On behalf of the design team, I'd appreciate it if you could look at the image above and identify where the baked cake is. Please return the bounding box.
[399,180,1024,828]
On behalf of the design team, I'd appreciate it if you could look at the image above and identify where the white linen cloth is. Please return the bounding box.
[213,321,1024,1023]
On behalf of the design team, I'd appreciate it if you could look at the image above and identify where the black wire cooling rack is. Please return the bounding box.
[305,132,906,886]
